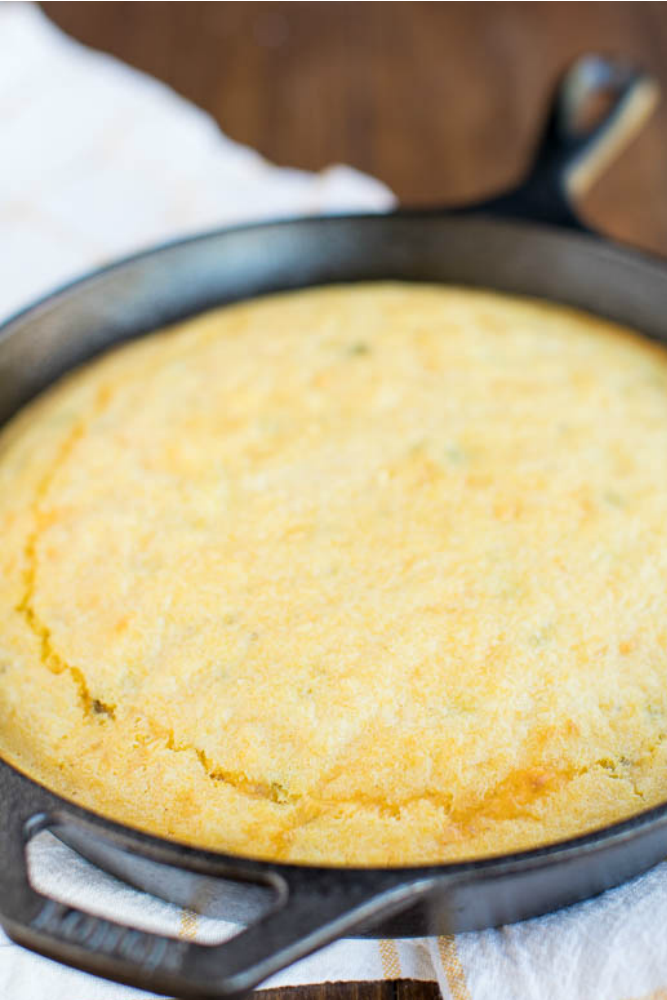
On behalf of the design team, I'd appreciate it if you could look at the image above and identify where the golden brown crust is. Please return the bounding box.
[1,282,667,864]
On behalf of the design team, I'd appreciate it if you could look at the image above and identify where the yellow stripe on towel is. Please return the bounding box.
[437,935,471,1000]
[378,938,402,979]
[179,907,199,941]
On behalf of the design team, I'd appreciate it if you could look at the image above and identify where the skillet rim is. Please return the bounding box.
[1,206,667,340]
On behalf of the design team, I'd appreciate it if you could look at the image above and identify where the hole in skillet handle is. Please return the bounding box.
[448,54,659,231]
[27,828,278,943]
[0,763,434,1000]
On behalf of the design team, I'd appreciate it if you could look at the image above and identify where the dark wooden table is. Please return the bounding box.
[37,4,667,999]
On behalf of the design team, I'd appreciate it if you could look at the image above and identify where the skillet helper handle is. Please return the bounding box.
[478,54,659,229]
[0,772,434,1000]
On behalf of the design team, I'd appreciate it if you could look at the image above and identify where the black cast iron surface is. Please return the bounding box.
[1,54,667,1000]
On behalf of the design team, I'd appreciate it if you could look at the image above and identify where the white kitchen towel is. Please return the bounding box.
[2,4,667,1000]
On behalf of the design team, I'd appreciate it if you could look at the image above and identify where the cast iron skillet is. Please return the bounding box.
[0,55,666,1000]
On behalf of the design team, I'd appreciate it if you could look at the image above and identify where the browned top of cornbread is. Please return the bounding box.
[1,283,667,865]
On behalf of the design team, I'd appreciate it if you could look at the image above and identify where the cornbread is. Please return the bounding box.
[2,282,667,866]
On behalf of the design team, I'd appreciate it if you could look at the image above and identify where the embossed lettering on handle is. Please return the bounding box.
[31,899,186,974]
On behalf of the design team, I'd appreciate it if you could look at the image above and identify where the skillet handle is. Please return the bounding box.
[474,54,659,229]
[0,768,434,1000]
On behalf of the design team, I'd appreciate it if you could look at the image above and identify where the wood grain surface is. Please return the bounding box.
[36,4,667,999]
